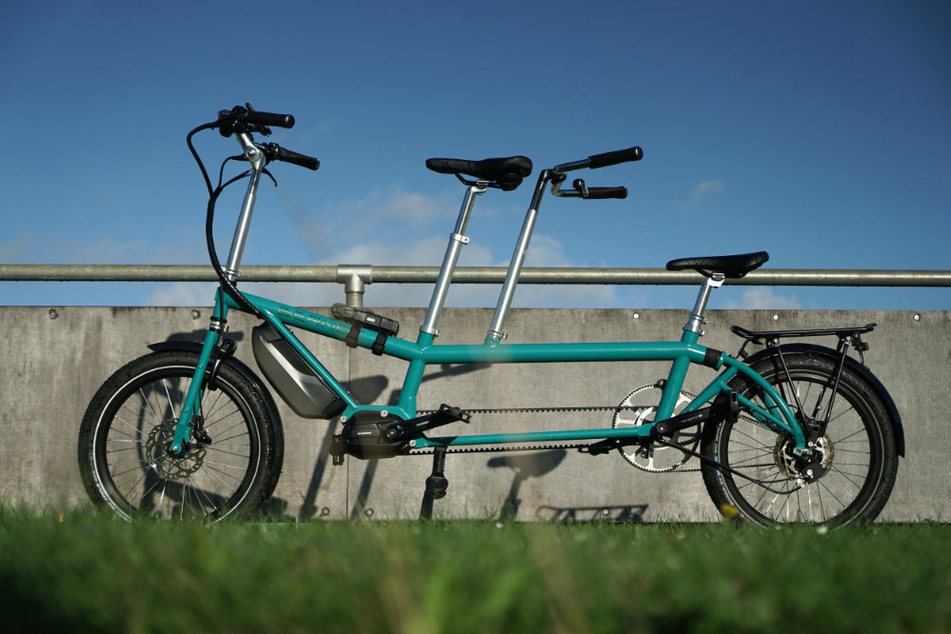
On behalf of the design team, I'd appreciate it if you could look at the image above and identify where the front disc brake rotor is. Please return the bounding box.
[146,420,207,479]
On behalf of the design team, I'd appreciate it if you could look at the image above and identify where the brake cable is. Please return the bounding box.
[188,121,277,319]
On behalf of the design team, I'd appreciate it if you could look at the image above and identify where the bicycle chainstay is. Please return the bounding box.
[408,404,654,457]
[408,405,795,493]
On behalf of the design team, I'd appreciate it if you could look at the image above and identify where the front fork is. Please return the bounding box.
[167,291,230,456]
[169,133,262,456]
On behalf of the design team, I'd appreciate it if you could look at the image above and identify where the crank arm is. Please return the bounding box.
[652,391,738,438]
[384,404,471,442]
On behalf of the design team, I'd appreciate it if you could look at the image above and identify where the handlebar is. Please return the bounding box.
[572,179,627,199]
[548,146,642,200]
[262,143,320,171]
[552,146,643,173]
[588,146,643,169]
[217,104,295,137]
[245,110,295,129]
[206,105,319,171]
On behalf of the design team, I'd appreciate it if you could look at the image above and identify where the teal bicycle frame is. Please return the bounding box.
[167,130,805,458]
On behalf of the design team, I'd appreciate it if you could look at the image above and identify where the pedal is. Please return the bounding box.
[429,404,471,426]
[384,404,471,442]
[711,391,739,425]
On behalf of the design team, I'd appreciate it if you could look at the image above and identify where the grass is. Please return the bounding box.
[1,507,950,633]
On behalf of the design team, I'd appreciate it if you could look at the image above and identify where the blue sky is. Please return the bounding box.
[2,1,949,311]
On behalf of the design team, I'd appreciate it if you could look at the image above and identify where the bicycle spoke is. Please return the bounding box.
[80,353,272,522]
[702,350,896,528]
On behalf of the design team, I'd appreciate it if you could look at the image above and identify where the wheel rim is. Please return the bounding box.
[719,369,882,526]
[91,365,262,521]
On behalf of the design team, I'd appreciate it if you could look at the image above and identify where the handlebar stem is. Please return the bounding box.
[223,133,266,279]
[485,170,554,343]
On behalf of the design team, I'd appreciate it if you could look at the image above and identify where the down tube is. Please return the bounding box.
[241,294,362,409]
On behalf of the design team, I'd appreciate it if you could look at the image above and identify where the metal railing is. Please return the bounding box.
[2,264,949,307]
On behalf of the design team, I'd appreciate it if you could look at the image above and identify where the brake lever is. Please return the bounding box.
[244,103,272,136]
[217,104,274,137]
[549,172,580,198]
[573,179,590,198]
[572,178,628,200]
[550,177,592,198]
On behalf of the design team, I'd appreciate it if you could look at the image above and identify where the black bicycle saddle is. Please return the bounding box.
[666,251,769,279]
[426,155,533,191]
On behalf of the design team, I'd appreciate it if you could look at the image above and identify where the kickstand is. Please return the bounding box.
[419,447,449,520]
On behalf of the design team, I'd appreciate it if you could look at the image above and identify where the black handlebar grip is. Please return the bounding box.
[583,186,628,200]
[245,111,295,129]
[277,146,320,170]
[588,146,643,169]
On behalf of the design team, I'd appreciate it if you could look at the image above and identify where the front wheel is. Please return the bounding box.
[78,350,279,521]
[700,351,898,528]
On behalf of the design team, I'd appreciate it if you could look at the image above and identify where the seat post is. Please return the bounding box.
[683,272,725,336]
[420,183,486,337]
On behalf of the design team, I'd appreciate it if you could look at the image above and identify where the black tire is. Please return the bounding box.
[700,351,898,528]
[78,350,279,521]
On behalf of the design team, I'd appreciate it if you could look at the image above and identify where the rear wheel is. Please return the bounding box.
[79,351,279,521]
[700,351,898,528]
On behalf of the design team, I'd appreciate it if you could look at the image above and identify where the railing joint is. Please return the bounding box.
[336,265,373,307]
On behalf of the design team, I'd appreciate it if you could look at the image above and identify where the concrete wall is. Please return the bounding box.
[2,306,947,522]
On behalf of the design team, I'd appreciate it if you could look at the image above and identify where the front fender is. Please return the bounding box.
[148,339,286,498]
[743,343,904,457]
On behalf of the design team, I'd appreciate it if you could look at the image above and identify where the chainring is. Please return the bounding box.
[612,384,699,472]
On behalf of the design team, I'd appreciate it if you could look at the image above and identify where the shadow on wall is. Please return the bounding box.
[163,330,650,523]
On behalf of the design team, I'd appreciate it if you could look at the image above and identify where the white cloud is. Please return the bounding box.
[141,184,624,309]
[143,228,623,309]
[147,282,218,307]
[340,186,454,226]
[681,180,725,212]
[276,186,458,260]
[721,287,802,310]
[322,235,481,267]
[380,188,450,224]
[523,234,571,267]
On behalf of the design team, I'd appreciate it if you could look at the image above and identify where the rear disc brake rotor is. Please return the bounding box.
[775,434,834,482]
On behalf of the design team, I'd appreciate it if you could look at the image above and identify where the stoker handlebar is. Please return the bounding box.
[587,146,643,169]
